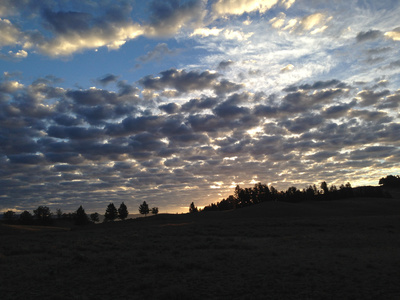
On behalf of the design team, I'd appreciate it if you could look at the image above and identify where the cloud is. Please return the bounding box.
[269,12,331,34]
[97,74,119,86]
[384,59,400,70]
[191,27,223,37]
[356,89,390,107]
[36,22,144,56]
[146,0,206,36]
[384,27,400,41]
[181,97,218,112]
[217,60,235,70]
[356,29,383,42]
[212,0,280,16]
[0,18,22,47]
[139,68,220,93]
[280,64,294,73]
[137,43,178,63]
[159,102,180,114]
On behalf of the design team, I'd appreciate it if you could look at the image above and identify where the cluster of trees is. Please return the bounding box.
[2,201,159,226]
[138,201,159,217]
[379,175,400,188]
[200,178,392,212]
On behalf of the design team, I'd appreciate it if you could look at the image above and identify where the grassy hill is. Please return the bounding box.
[1,196,400,299]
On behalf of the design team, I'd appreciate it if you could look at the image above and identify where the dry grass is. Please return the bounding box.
[1,197,400,299]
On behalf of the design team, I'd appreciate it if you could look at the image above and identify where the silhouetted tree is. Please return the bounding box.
[19,211,33,225]
[139,201,150,216]
[320,181,328,194]
[3,210,16,223]
[90,212,100,223]
[379,175,400,188]
[189,202,198,213]
[118,202,129,220]
[33,206,53,225]
[151,207,159,215]
[104,203,118,222]
[56,209,63,219]
[75,206,90,225]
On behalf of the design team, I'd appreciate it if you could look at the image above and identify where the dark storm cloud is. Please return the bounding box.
[139,68,220,93]
[356,29,383,42]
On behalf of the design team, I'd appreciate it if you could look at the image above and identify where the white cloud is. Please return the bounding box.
[269,12,286,29]
[385,30,400,41]
[191,27,223,37]
[224,29,254,41]
[0,18,22,47]
[280,0,296,9]
[212,0,280,16]
[10,49,27,59]
[35,23,144,57]
[300,13,326,31]
[281,64,294,72]
[269,12,331,34]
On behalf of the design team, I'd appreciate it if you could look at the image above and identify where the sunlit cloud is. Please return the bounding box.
[385,28,400,41]
[212,0,281,16]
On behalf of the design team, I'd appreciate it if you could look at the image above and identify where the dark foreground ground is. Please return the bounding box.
[1,197,400,299]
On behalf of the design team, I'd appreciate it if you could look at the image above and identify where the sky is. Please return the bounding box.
[1,0,399,214]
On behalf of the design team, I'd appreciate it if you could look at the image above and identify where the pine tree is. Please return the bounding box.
[104,203,118,222]
[189,202,198,213]
[75,205,90,225]
[118,202,129,220]
[138,201,149,216]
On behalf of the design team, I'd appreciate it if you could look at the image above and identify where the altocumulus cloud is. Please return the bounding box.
[0,0,399,213]
[1,71,399,212]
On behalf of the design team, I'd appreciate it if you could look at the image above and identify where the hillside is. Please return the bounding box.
[1,196,400,299]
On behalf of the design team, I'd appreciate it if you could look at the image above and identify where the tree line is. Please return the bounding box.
[193,175,395,213]
[1,201,159,226]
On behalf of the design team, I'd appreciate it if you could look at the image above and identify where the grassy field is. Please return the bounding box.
[1,197,400,299]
